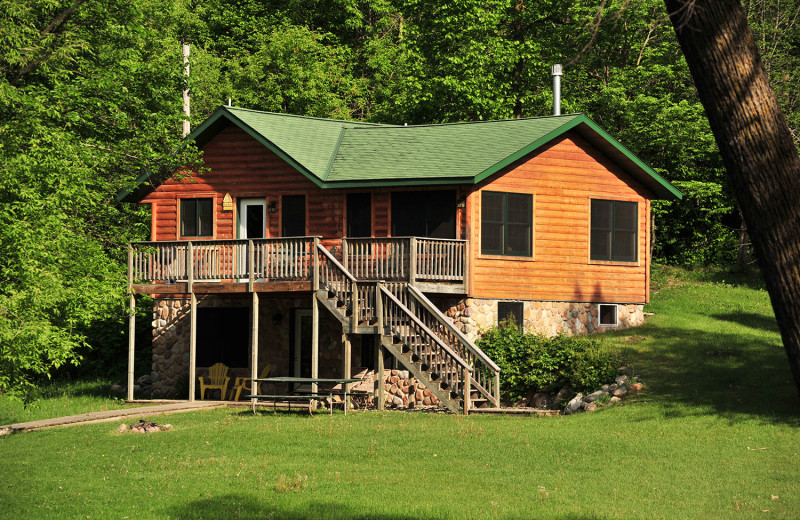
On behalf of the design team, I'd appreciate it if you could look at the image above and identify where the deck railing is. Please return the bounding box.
[129,238,316,284]
[342,237,467,284]
[131,237,467,287]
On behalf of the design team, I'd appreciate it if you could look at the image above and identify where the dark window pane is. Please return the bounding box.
[181,199,197,237]
[507,194,530,224]
[481,222,504,254]
[347,193,371,237]
[615,202,637,231]
[591,229,611,260]
[614,230,636,261]
[506,223,530,255]
[282,195,306,236]
[197,199,213,236]
[482,192,504,222]
[591,199,612,230]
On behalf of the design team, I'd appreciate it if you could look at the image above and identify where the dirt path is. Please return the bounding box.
[0,401,226,435]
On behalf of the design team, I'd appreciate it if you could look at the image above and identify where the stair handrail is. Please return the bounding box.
[407,285,501,373]
[315,241,359,326]
[379,285,472,374]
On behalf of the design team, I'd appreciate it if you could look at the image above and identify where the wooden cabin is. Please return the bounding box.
[121,106,681,412]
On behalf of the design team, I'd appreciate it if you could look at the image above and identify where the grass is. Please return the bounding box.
[1,266,799,519]
[0,379,132,425]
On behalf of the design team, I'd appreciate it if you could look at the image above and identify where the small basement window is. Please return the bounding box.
[598,304,618,326]
[498,301,524,330]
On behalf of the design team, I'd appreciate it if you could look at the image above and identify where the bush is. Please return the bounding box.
[476,321,620,404]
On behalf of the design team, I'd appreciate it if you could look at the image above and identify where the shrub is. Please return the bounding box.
[476,321,620,404]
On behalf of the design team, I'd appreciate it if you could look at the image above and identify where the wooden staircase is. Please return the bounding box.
[314,242,500,414]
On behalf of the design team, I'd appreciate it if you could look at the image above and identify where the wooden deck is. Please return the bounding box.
[128,236,468,294]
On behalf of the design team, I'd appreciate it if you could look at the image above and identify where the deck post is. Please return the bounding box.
[189,292,197,402]
[494,370,501,407]
[127,245,135,402]
[251,291,259,405]
[311,292,320,399]
[343,333,351,410]
[187,241,194,294]
[409,237,417,285]
[342,238,348,271]
[377,339,385,411]
[375,281,385,411]
[248,239,255,292]
[127,293,135,402]
[313,237,320,291]
[463,239,470,292]
[464,369,471,415]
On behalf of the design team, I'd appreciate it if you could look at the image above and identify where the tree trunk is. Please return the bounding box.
[663,0,800,398]
[735,205,750,272]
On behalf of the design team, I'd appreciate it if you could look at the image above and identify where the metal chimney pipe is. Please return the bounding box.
[551,64,562,116]
[182,41,191,137]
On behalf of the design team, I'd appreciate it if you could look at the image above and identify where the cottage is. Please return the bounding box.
[121,106,681,413]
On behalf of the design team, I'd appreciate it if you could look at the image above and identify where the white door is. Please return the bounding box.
[238,199,266,279]
[238,198,266,239]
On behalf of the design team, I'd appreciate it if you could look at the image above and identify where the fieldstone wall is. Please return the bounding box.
[434,298,645,341]
[348,368,441,409]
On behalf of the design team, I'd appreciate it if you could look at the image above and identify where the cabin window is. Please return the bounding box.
[391,191,456,238]
[497,301,524,330]
[598,304,618,326]
[347,193,372,237]
[590,199,637,262]
[180,198,213,237]
[282,195,306,236]
[481,191,532,256]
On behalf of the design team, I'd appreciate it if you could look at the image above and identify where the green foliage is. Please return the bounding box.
[476,321,620,403]
[0,0,200,395]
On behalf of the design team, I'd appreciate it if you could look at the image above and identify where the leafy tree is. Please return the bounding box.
[0,0,199,395]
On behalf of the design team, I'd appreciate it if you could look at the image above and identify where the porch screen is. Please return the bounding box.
[282,195,306,237]
[391,190,455,238]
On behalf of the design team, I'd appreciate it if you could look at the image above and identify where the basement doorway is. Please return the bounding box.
[196,307,249,369]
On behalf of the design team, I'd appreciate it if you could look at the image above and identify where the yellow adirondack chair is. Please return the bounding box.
[231,365,271,401]
[198,363,230,400]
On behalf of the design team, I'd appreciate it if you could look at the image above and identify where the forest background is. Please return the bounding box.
[1,0,798,395]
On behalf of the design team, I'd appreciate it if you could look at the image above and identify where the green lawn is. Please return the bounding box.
[1,267,798,519]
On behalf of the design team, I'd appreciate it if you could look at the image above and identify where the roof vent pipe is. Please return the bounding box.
[182,40,191,137]
[551,64,562,116]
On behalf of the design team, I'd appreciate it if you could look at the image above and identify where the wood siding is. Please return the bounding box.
[142,125,655,304]
[467,132,654,304]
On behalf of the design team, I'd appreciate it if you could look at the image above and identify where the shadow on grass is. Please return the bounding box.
[619,323,800,426]
[710,312,779,333]
[168,495,608,520]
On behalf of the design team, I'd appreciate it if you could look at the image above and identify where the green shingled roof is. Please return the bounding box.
[120,106,681,201]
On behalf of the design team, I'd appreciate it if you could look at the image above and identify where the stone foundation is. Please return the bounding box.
[434,298,645,341]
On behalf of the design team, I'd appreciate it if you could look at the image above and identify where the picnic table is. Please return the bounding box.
[247,377,366,415]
